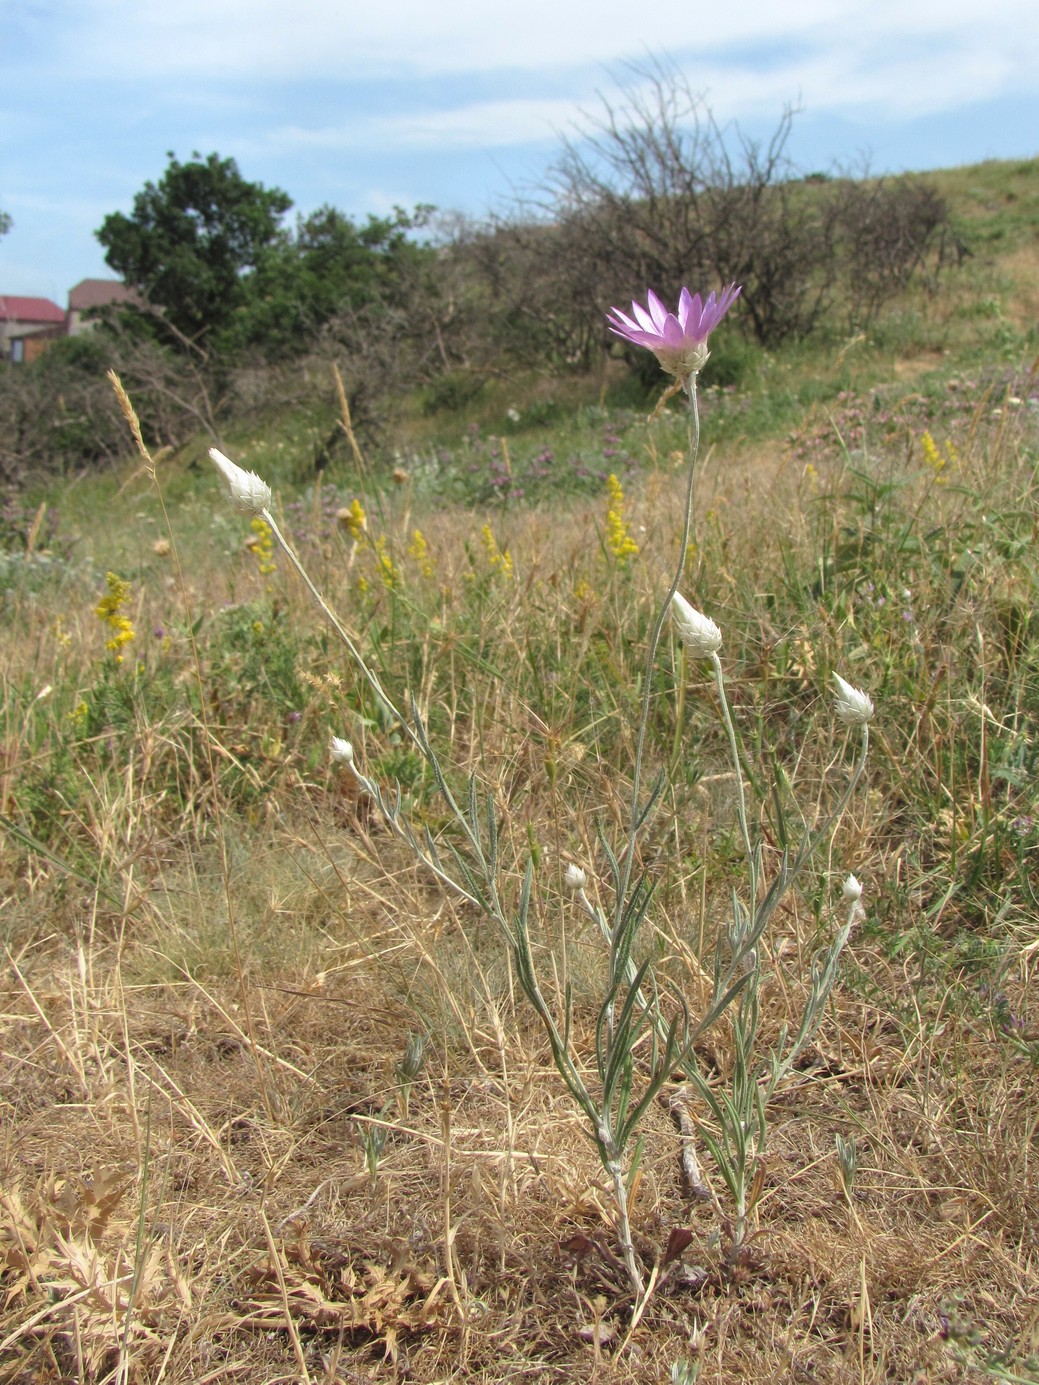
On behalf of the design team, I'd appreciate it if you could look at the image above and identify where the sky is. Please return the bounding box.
[1,0,1038,303]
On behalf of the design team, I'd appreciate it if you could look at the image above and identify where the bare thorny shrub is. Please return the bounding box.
[0,342,129,487]
[834,175,956,327]
[0,319,221,487]
[463,64,956,372]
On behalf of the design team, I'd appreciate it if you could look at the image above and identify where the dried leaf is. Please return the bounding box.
[662,1226,695,1266]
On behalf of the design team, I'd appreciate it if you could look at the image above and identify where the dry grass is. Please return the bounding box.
[2,868,1034,1383]
[2,383,1038,1382]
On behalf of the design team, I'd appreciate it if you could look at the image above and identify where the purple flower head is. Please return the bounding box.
[607,284,741,385]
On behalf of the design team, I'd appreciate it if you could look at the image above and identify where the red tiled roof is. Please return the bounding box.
[68,279,139,311]
[0,295,66,324]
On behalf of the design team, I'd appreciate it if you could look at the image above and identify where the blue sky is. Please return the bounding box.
[2,0,1037,302]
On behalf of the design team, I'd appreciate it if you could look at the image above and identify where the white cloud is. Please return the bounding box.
[45,0,1039,103]
[237,97,585,161]
[695,41,1021,124]
[227,36,1027,168]
[48,0,842,78]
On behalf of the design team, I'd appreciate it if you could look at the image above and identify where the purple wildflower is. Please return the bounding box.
[607,284,741,385]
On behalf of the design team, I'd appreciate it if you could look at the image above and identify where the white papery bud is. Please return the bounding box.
[671,592,722,657]
[564,863,588,891]
[833,673,874,726]
[329,735,354,764]
[842,874,863,903]
[209,447,272,516]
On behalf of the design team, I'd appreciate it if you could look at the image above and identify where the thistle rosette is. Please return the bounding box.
[607,284,741,387]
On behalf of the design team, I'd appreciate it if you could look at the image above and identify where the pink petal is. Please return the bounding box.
[645,289,669,331]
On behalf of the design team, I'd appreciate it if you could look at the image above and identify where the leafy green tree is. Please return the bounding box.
[0,204,11,237]
[239,203,436,357]
[96,152,292,348]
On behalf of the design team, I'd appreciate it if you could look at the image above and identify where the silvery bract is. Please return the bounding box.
[832,673,874,726]
[329,735,354,764]
[564,863,588,891]
[671,592,723,657]
[209,447,272,517]
[842,873,863,902]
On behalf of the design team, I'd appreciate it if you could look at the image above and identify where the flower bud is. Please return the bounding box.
[671,592,722,657]
[842,874,863,903]
[564,863,588,891]
[329,735,354,764]
[832,673,874,726]
[209,447,272,517]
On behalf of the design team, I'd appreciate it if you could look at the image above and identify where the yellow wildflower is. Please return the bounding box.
[921,431,953,482]
[247,516,277,575]
[480,524,513,578]
[337,498,367,540]
[95,572,136,662]
[374,535,400,589]
[605,474,639,562]
[408,528,434,578]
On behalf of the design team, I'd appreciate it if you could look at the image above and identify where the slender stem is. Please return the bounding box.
[348,766,482,908]
[263,509,421,753]
[607,1156,646,1299]
[710,650,755,877]
[795,723,870,872]
[616,381,701,928]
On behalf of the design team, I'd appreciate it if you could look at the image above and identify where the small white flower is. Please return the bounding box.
[832,673,874,726]
[842,874,863,903]
[329,735,354,764]
[209,447,272,517]
[564,863,588,891]
[671,592,722,657]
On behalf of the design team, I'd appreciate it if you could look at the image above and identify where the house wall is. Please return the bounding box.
[22,331,64,363]
[1,317,66,360]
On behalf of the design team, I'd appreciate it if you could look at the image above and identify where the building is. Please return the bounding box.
[67,278,140,335]
[0,281,142,362]
[0,295,66,362]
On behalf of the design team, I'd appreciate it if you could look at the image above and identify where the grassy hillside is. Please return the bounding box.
[1,159,1038,1383]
